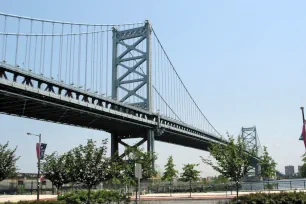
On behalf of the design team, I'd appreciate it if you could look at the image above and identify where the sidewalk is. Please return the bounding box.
[0,195,57,203]
[131,189,306,201]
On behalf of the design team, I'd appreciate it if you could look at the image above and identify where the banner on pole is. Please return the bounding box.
[36,143,47,160]
[300,121,306,148]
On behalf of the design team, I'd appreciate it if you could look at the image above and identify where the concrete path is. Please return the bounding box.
[0,195,57,203]
[1,190,306,203]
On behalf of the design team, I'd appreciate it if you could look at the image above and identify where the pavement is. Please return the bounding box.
[1,190,306,202]
[0,195,57,203]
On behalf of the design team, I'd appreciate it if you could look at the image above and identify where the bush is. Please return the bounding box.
[58,190,130,204]
[15,201,65,204]
[231,191,306,204]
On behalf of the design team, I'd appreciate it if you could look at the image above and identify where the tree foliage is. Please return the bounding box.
[180,163,200,183]
[107,147,157,190]
[70,139,110,188]
[201,134,256,199]
[161,156,178,183]
[180,163,200,197]
[300,153,306,178]
[161,156,178,196]
[259,146,276,180]
[0,142,19,181]
[41,152,71,191]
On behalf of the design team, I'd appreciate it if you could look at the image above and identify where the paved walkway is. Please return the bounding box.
[0,195,57,203]
[1,190,306,203]
[131,190,306,201]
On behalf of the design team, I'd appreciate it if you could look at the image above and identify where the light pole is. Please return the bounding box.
[301,107,305,123]
[27,132,41,201]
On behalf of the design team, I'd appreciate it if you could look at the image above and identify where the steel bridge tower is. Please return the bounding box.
[111,21,154,162]
[241,126,262,176]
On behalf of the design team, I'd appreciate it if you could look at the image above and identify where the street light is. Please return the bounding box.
[301,107,305,122]
[27,132,41,201]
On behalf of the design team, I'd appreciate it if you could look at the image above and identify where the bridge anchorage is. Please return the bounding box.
[0,12,263,171]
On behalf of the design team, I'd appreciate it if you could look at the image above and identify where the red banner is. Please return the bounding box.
[36,143,40,160]
[302,121,306,148]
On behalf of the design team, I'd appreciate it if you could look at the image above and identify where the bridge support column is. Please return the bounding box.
[255,163,261,177]
[111,133,119,157]
[147,129,155,170]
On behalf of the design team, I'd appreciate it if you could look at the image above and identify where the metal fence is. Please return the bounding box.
[145,179,306,194]
[1,179,306,195]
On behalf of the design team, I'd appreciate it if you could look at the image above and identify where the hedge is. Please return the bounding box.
[232,191,306,204]
[58,190,130,204]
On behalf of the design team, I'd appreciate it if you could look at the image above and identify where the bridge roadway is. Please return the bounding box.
[0,63,226,152]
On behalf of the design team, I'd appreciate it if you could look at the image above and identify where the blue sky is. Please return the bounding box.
[1,0,306,176]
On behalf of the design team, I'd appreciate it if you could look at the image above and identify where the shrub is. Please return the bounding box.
[16,201,65,204]
[58,190,130,204]
[231,191,306,203]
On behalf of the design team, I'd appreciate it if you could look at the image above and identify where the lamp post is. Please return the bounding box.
[27,132,41,201]
[301,107,305,123]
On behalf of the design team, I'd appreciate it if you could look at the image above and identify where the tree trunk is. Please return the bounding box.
[87,187,91,204]
[189,180,191,198]
[268,178,270,194]
[170,180,172,197]
[236,181,239,203]
[56,185,60,198]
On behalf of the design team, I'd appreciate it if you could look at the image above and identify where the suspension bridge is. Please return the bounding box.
[0,13,262,172]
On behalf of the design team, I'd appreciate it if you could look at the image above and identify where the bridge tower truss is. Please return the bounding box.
[241,126,262,176]
[111,21,155,163]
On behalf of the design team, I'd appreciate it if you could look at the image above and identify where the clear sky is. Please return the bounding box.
[1,0,306,176]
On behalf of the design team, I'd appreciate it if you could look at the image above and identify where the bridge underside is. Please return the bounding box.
[0,85,150,137]
[0,82,214,153]
[0,83,260,171]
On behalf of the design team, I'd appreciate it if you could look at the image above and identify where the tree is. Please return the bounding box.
[113,147,157,194]
[300,163,306,178]
[259,146,276,191]
[41,152,71,194]
[70,139,110,202]
[180,164,200,198]
[299,154,306,178]
[0,142,19,181]
[201,134,256,201]
[161,156,178,196]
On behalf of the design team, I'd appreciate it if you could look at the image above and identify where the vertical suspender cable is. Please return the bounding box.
[96,28,99,92]
[92,26,96,91]
[1,16,7,62]
[15,17,21,66]
[106,26,109,97]
[85,25,88,90]
[65,26,69,83]
[78,25,81,87]
[72,29,76,84]
[69,25,73,83]
[39,22,44,74]
[34,36,38,73]
[100,26,103,94]
[28,20,33,69]
[58,24,64,81]
[50,23,54,78]
[42,23,46,75]
[24,30,28,69]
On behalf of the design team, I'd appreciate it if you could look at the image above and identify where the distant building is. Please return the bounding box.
[206,176,213,182]
[285,165,295,177]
